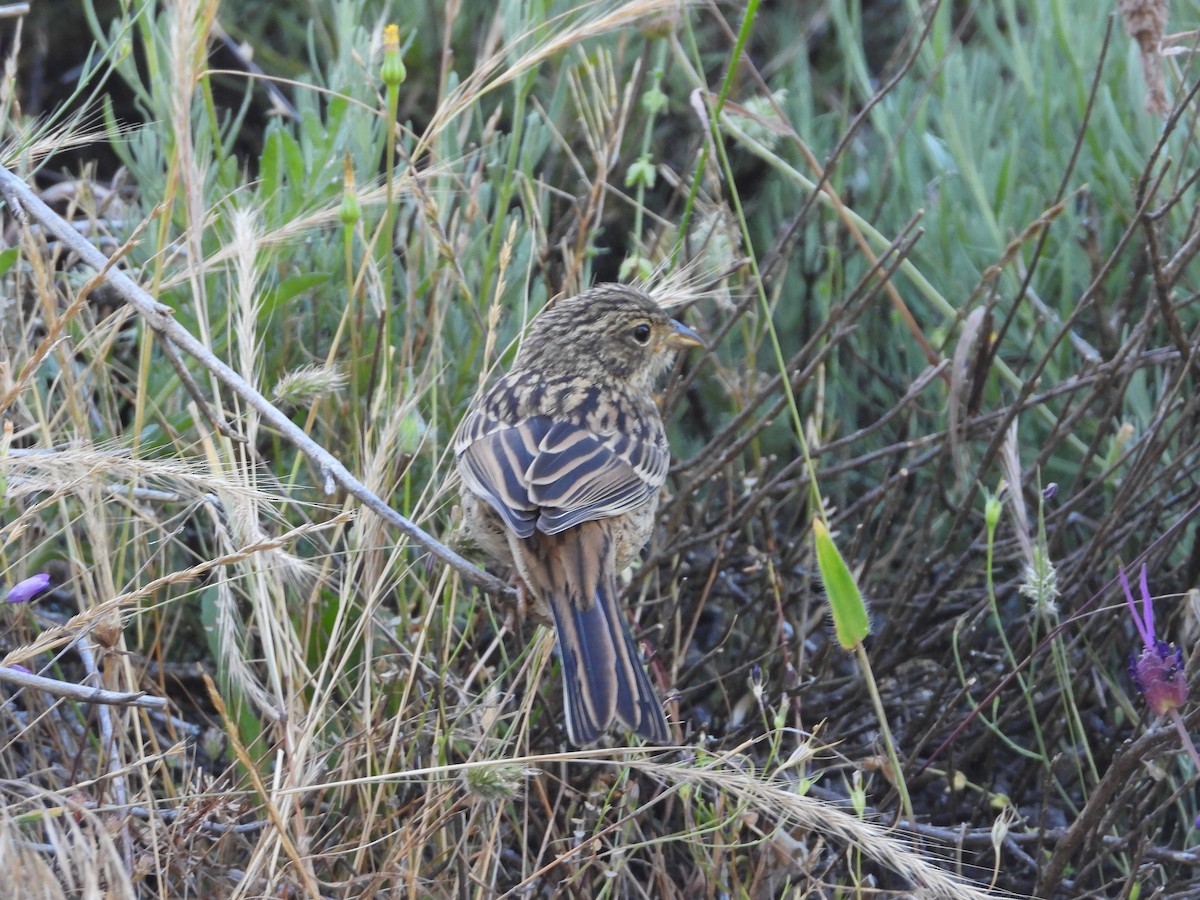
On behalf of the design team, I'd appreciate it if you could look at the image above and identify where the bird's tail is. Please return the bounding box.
[524,525,669,746]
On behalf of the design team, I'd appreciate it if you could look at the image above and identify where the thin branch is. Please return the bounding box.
[0,164,510,596]
[0,665,167,709]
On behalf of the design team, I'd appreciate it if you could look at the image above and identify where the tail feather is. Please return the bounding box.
[595,574,670,743]
[551,572,669,745]
[521,523,669,746]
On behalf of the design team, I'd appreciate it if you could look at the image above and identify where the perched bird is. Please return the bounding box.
[455,284,702,745]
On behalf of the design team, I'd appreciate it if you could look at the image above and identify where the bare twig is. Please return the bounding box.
[0,163,510,596]
[75,638,134,873]
[0,665,167,709]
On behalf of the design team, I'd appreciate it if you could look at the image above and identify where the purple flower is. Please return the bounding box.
[1123,565,1187,717]
[4,573,50,605]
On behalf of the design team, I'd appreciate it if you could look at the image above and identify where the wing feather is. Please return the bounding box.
[456,413,547,538]
[457,408,667,537]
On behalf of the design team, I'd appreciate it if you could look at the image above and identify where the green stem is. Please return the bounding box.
[856,642,913,821]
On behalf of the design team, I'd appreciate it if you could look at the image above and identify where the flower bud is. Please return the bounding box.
[1130,641,1188,717]
[5,573,50,604]
[382,24,406,88]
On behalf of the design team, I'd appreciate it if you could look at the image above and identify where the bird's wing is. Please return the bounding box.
[456,408,546,539]
[527,418,666,534]
[456,412,668,537]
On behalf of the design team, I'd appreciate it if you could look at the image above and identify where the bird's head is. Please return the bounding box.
[518,285,702,391]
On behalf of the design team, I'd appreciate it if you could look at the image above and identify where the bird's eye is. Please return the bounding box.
[632,323,652,344]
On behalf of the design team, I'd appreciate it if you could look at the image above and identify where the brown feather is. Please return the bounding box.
[455,285,699,745]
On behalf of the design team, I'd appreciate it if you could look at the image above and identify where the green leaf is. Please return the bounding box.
[813,517,870,650]
[258,272,328,320]
[261,125,305,218]
[0,246,19,277]
[282,129,305,191]
[261,126,284,195]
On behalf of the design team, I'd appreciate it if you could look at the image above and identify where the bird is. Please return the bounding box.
[455,283,702,745]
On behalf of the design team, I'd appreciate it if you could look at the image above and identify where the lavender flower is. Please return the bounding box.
[4,573,50,605]
[1123,565,1187,717]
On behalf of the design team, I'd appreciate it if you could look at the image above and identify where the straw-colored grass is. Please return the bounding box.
[3,0,1200,896]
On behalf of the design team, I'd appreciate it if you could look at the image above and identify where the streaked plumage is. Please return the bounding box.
[455,284,701,745]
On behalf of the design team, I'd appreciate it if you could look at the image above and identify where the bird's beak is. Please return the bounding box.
[666,319,704,350]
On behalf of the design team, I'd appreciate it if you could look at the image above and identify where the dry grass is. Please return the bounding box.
[4,0,1200,897]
